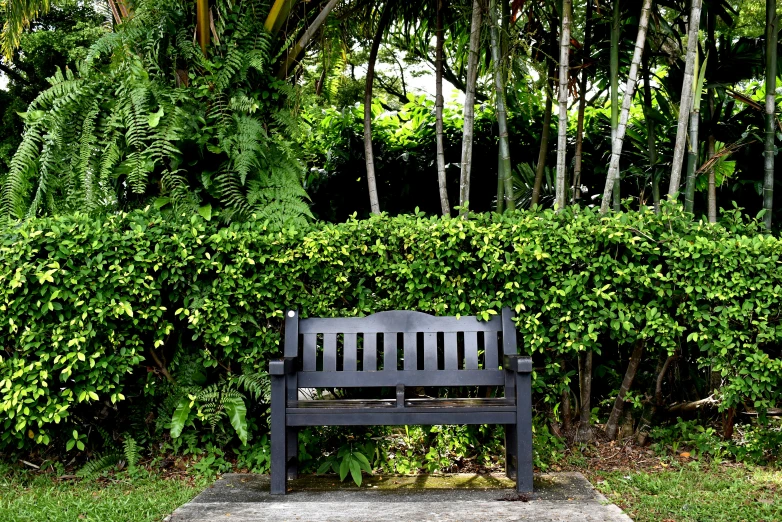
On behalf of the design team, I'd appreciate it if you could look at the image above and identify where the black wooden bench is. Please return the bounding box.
[269,307,533,495]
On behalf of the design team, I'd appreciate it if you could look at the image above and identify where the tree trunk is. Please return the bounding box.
[277,0,341,78]
[605,340,645,440]
[531,60,555,207]
[610,0,621,211]
[668,0,702,199]
[643,51,660,214]
[684,109,700,213]
[599,0,653,214]
[562,379,572,433]
[764,0,777,229]
[555,0,572,211]
[490,0,514,212]
[575,350,593,442]
[459,0,484,217]
[363,2,394,215]
[572,0,594,205]
[435,0,450,217]
[655,353,678,407]
[197,0,211,56]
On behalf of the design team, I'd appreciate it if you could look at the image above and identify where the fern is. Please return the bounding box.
[2,0,309,227]
[76,452,120,479]
[123,436,140,471]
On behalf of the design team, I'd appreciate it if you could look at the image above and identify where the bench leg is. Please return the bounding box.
[505,424,518,480]
[515,371,534,493]
[286,427,298,479]
[271,373,287,495]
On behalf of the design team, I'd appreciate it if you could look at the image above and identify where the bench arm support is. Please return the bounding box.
[270,357,297,376]
[503,355,532,373]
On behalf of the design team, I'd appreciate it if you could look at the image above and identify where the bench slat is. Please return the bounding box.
[364,334,377,372]
[464,331,479,370]
[485,332,499,370]
[303,334,317,371]
[383,333,397,372]
[404,332,417,370]
[297,369,504,388]
[423,333,437,370]
[286,411,516,426]
[344,334,357,371]
[299,312,501,334]
[443,332,458,369]
[289,398,514,409]
[323,334,337,371]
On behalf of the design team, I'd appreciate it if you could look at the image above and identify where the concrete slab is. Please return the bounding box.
[166,472,632,521]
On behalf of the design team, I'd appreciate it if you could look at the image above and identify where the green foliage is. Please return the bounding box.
[0,205,781,457]
[651,418,782,465]
[169,369,267,446]
[2,0,310,227]
[317,444,373,486]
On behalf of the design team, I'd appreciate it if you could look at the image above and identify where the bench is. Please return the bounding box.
[269,307,533,495]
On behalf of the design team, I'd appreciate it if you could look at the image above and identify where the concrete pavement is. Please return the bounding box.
[166,472,632,521]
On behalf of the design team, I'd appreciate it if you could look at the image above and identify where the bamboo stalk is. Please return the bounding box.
[643,51,660,214]
[363,2,394,215]
[572,0,594,205]
[490,0,514,212]
[763,0,777,229]
[531,59,555,207]
[459,0,484,217]
[435,0,450,216]
[610,0,620,211]
[555,0,572,211]
[599,0,653,214]
[667,0,702,199]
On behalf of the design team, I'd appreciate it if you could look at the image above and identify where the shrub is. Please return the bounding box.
[0,205,780,456]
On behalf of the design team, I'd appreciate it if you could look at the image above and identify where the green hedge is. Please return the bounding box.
[1,206,781,452]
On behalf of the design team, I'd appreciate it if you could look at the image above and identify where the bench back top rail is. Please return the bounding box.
[284,308,518,388]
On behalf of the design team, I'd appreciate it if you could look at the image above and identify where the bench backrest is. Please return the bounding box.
[284,308,518,388]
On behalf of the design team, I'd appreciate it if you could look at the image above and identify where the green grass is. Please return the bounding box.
[0,470,208,522]
[594,462,782,522]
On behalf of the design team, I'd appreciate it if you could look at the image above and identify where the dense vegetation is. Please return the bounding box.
[0,208,780,473]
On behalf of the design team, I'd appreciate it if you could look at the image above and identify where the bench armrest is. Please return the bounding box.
[269,357,297,375]
[503,355,532,373]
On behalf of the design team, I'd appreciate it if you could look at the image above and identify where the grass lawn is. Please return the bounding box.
[593,462,782,522]
[0,470,208,522]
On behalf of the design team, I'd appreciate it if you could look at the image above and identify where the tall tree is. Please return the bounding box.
[572,0,593,204]
[610,0,621,211]
[764,0,777,229]
[600,0,653,214]
[459,0,483,216]
[555,0,571,210]
[490,0,514,212]
[668,0,703,199]
[363,2,394,215]
[435,0,450,216]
